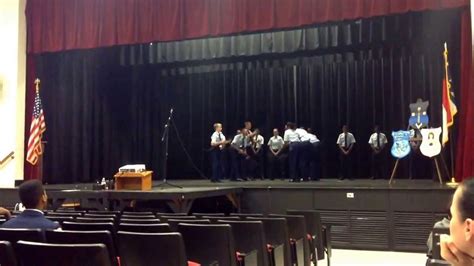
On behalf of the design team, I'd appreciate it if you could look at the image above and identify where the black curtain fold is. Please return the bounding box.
[36,9,461,183]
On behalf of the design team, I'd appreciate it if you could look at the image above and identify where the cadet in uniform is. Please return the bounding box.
[210,123,228,182]
[284,122,300,182]
[337,125,356,180]
[307,128,321,181]
[251,128,265,179]
[230,128,250,181]
[295,126,311,181]
[267,128,285,180]
[368,125,388,179]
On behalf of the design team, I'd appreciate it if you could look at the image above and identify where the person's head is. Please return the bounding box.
[449,178,474,256]
[342,125,348,133]
[374,125,380,133]
[273,128,279,136]
[244,121,252,130]
[241,128,248,136]
[307,128,312,133]
[236,129,241,135]
[214,123,222,132]
[286,122,296,130]
[254,128,260,135]
[19,180,47,210]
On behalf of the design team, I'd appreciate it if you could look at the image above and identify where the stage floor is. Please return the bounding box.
[43,178,455,191]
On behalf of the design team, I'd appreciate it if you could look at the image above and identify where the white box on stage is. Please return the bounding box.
[118,164,146,173]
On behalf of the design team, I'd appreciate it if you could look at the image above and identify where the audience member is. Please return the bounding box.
[441,178,474,266]
[1,180,59,230]
[0,207,11,219]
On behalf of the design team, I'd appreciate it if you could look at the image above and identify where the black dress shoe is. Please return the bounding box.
[338,177,345,180]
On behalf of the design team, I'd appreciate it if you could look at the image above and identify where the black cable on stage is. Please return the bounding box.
[170,120,209,180]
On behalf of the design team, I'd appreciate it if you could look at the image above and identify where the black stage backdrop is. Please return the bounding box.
[36,10,461,183]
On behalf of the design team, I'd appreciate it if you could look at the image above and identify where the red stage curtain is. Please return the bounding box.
[456,9,474,181]
[25,0,468,54]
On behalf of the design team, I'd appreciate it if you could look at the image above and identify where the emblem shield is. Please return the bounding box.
[391,130,411,159]
[420,127,442,158]
[408,99,430,129]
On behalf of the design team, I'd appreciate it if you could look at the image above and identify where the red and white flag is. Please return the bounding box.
[26,81,46,165]
[441,43,457,146]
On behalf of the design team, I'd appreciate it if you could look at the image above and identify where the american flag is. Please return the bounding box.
[26,87,46,165]
[441,43,457,146]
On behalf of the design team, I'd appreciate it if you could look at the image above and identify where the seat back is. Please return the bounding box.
[76,217,116,224]
[122,211,154,216]
[247,217,292,266]
[287,209,324,260]
[230,213,264,219]
[119,218,161,224]
[218,220,269,266]
[44,216,75,225]
[160,215,197,222]
[167,219,210,231]
[156,212,188,217]
[16,240,111,266]
[45,230,118,266]
[47,212,83,218]
[84,213,118,219]
[62,221,115,234]
[0,241,17,266]
[117,231,188,266]
[121,214,156,219]
[178,223,238,266]
[270,214,311,266]
[203,216,241,223]
[0,228,45,244]
[119,223,172,233]
[192,213,225,218]
[87,210,121,215]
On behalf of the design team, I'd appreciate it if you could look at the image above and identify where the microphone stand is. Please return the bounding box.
[155,108,182,189]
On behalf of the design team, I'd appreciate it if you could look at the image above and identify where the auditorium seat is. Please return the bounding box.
[247,217,292,266]
[269,214,311,266]
[76,217,116,224]
[117,231,189,266]
[202,216,241,223]
[84,213,118,219]
[287,209,325,261]
[217,220,269,266]
[45,230,118,266]
[16,240,111,266]
[119,218,161,224]
[156,212,188,217]
[122,211,154,216]
[118,223,171,233]
[192,212,225,218]
[62,221,115,234]
[48,212,83,217]
[231,213,265,219]
[121,214,156,219]
[160,215,197,222]
[167,219,210,231]
[0,228,45,245]
[88,210,121,215]
[44,216,75,225]
[178,223,242,266]
[0,218,6,225]
[0,241,17,266]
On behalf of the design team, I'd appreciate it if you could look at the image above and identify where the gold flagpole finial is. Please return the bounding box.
[34,78,40,93]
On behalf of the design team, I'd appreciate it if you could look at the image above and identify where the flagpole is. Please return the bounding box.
[443,43,457,185]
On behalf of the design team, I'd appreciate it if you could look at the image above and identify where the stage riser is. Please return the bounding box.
[241,188,453,252]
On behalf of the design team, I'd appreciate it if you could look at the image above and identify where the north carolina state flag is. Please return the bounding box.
[442,43,457,146]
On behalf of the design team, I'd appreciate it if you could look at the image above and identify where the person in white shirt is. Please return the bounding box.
[267,128,285,180]
[337,125,356,180]
[230,128,250,181]
[284,122,301,182]
[210,123,228,183]
[368,125,388,179]
[250,128,265,179]
[295,127,311,181]
[307,128,321,181]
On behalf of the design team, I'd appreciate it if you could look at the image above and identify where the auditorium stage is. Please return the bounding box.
[0,179,455,252]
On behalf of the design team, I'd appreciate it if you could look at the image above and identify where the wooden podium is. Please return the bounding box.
[114,171,153,191]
